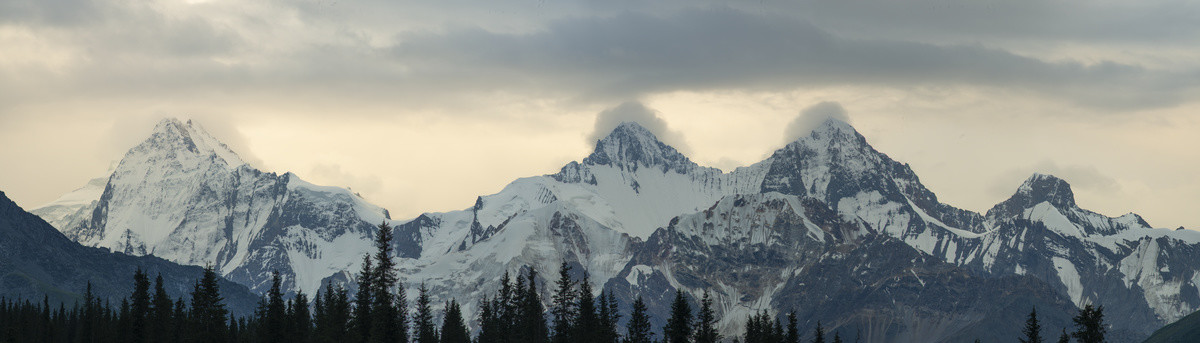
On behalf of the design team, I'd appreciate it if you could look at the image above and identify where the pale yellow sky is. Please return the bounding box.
[0,0,1197,230]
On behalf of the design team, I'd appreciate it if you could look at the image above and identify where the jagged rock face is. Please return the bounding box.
[757,119,986,254]
[33,117,1200,342]
[36,119,388,294]
[583,122,697,174]
[989,173,1077,216]
[605,193,1081,343]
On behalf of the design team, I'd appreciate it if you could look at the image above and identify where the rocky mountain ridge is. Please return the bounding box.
[32,117,1200,342]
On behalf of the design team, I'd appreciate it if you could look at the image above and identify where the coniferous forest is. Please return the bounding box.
[0,224,1111,343]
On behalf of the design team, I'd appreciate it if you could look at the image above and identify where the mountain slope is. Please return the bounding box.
[32,117,1200,342]
[602,193,1080,343]
[1143,308,1200,343]
[0,190,258,315]
[35,118,389,294]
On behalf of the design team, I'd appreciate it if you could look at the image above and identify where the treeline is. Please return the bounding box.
[0,267,228,343]
[1,223,1112,343]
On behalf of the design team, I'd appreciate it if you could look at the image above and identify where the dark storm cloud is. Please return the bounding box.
[3,0,1198,114]
[0,0,102,26]
[390,7,1198,109]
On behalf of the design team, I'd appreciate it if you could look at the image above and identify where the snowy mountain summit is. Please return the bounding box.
[36,118,388,293]
[34,117,1200,342]
[584,122,696,174]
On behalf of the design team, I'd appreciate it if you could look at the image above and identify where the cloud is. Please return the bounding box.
[308,163,384,199]
[390,7,1198,110]
[586,101,691,153]
[989,160,1123,199]
[783,101,851,143]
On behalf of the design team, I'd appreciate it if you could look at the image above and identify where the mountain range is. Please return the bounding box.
[0,189,259,315]
[28,117,1200,342]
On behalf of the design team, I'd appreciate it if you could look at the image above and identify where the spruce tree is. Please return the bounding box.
[624,297,654,343]
[1057,328,1070,343]
[517,268,549,343]
[261,271,287,343]
[130,268,151,343]
[786,311,799,343]
[478,296,501,343]
[498,271,516,343]
[315,283,352,343]
[551,262,576,343]
[662,290,692,343]
[415,284,439,343]
[832,332,843,343]
[80,282,97,343]
[314,287,328,342]
[191,266,228,343]
[812,321,825,343]
[370,222,404,343]
[1071,305,1106,343]
[596,291,621,343]
[294,291,312,343]
[573,272,599,343]
[440,300,471,343]
[1020,307,1043,343]
[151,274,174,343]
[771,316,784,343]
[694,290,719,343]
[353,254,374,343]
[744,312,760,343]
[117,298,130,342]
[172,298,187,343]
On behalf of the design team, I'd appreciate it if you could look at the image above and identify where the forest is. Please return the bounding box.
[0,224,1109,343]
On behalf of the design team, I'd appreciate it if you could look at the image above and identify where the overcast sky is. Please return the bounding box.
[1,0,1197,230]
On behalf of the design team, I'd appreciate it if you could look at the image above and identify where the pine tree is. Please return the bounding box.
[812,321,825,343]
[517,268,549,343]
[370,222,404,343]
[130,268,151,343]
[551,262,576,343]
[151,274,174,343]
[172,298,187,343]
[314,287,328,342]
[786,312,799,343]
[353,254,374,343]
[415,284,439,343]
[294,291,312,343]
[1071,305,1106,343]
[573,272,599,343]
[1020,307,1043,343]
[315,283,352,343]
[694,290,719,343]
[832,332,843,343]
[478,296,502,343]
[771,316,784,343]
[624,297,654,343]
[79,282,98,343]
[662,290,692,343]
[192,265,229,343]
[261,271,287,343]
[744,312,760,343]
[495,271,517,343]
[596,291,621,343]
[1057,328,1070,343]
[440,300,471,343]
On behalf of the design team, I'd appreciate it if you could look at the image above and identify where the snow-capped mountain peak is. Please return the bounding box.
[1015,173,1076,208]
[136,118,247,170]
[36,117,387,294]
[988,173,1077,219]
[582,121,696,173]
